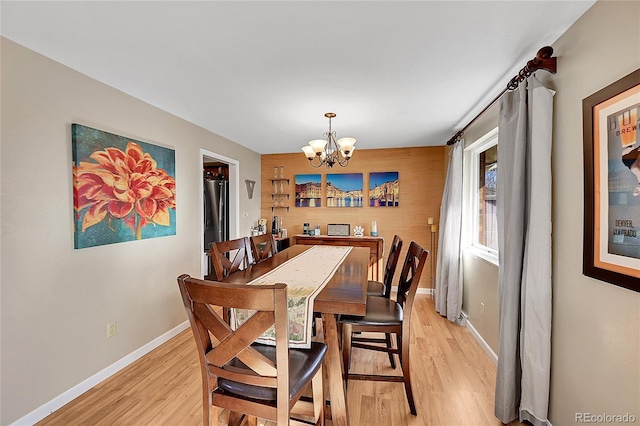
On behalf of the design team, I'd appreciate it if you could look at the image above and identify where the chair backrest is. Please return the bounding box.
[381,235,404,298]
[177,274,291,422]
[209,237,254,280]
[396,241,428,321]
[250,233,279,262]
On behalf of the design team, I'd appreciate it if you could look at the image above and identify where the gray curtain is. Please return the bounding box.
[495,74,553,425]
[435,141,463,321]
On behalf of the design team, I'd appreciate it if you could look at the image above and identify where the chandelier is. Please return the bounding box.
[301,113,356,168]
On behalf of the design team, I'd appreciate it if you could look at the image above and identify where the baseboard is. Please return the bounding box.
[416,287,434,295]
[464,316,498,364]
[11,321,189,426]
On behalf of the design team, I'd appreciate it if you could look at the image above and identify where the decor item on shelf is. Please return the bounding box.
[327,223,350,236]
[371,220,378,237]
[301,112,356,168]
[258,218,267,234]
[353,226,364,237]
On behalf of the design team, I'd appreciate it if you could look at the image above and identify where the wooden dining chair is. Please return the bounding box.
[367,235,403,298]
[209,237,254,281]
[177,274,327,426]
[339,241,428,415]
[250,233,279,263]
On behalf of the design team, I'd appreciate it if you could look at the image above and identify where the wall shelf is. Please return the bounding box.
[269,176,290,211]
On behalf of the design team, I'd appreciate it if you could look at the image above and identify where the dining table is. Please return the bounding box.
[222,243,369,426]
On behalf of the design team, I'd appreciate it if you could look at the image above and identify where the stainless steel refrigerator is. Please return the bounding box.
[204,179,229,251]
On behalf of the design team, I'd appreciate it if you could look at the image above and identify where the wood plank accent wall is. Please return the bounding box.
[261,147,446,289]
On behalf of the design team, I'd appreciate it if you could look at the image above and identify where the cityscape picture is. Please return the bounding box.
[326,173,364,207]
[295,174,322,207]
[369,172,399,207]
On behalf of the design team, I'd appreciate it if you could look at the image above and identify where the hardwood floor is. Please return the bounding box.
[36,295,522,426]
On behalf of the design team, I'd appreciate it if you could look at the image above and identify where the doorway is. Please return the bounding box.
[200,149,240,277]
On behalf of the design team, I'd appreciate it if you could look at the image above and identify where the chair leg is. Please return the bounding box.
[341,323,353,379]
[208,404,221,426]
[312,367,325,425]
[400,333,417,415]
[227,412,247,426]
[385,332,397,369]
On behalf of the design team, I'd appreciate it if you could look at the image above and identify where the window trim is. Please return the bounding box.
[463,127,499,266]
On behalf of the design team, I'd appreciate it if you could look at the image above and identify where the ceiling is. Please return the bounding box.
[1,1,595,154]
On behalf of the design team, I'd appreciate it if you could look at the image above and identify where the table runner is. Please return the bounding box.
[231,245,352,348]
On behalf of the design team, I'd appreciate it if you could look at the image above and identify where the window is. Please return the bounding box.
[464,127,499,264]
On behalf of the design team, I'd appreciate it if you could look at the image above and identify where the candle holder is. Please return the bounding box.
[429,220,438,298]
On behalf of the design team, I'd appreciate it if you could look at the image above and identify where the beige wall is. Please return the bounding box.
[462,1,640,423]
[0,38,262,424]
[461,101,501,354]
[261,147,446,289]
[549,1,639,423]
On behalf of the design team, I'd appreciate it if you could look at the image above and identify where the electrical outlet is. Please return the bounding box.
[480,302,485,316]
[107,321,117,338]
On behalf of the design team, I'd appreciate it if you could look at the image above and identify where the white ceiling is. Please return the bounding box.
[1,1,595,154]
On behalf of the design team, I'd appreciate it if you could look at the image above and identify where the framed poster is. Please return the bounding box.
[72,124,176,249]
[369,171,399,207]
[295,174,321,207]
[326,173,363,207]
[583,69,640,293]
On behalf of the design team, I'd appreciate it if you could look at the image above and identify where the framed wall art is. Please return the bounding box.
[583,69,640,293]
[295,174,322,207]
[369,171,399,207]
[326,173,363,207]
[72,124,176,249]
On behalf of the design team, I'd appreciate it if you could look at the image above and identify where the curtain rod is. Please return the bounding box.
[446,46,557,146]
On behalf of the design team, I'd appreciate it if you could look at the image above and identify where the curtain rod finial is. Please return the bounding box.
[537,46,554,60]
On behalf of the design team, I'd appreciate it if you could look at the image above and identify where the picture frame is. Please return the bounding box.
[326,173,363,207]
[72,124,176,249]
[295,174,322,207]
[582,69,640,293]
[369,171,399,207]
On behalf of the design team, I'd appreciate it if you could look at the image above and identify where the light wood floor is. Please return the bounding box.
[36,296,523,426]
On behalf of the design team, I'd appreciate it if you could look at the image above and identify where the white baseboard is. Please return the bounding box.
[416,287,434,295]
[11,321,189,426]
[464,316,498,364]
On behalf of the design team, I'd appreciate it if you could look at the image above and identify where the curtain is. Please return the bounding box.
[435,141,463,321]
[494,74,553,425]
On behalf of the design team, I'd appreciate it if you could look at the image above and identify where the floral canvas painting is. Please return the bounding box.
[72,124,176,249]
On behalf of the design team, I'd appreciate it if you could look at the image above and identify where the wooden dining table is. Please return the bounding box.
[222,244,369,426]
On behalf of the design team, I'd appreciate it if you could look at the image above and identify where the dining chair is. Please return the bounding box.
[209,237,255,281]
[250,233,279,263]
[177,274,327,426]
[339,241,428,415]
[367,235,403,298]
[363,234,403,368]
